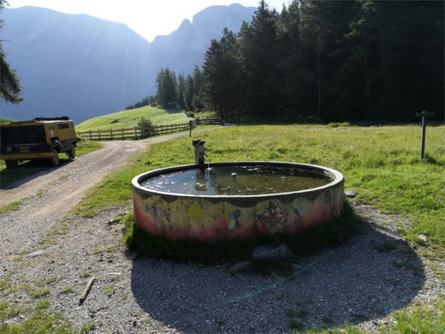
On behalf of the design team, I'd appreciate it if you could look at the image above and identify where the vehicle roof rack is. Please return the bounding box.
[33,116,70,121]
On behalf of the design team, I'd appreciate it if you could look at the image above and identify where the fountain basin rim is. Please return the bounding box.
[132,161,344,199]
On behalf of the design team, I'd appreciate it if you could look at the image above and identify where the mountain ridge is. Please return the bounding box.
[0,4,255,123]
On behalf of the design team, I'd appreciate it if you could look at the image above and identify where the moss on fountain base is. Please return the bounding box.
[124,202,357,263]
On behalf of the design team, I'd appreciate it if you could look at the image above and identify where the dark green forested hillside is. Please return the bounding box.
[201,0,444,122]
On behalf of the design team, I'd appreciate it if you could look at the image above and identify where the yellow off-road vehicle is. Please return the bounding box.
[0,117,78,169]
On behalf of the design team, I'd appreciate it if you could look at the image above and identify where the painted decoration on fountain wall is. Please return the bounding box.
[133,183,344,241]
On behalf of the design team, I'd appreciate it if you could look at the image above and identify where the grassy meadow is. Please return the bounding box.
[72,122,444,332]
[75,105,192,131]
[75,123,444,253]
[3,123,444,332]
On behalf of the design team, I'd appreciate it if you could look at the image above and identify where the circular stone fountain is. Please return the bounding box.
[132,161,344,243]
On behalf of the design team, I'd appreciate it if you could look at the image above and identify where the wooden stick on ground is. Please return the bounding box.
[79,276,96,305]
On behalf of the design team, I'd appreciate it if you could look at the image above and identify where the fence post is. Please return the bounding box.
[415,111,434,159]
[110,128,113,140]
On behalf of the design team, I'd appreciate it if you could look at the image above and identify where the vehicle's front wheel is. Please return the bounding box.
[5,160,18,169]
[50,150,59,166]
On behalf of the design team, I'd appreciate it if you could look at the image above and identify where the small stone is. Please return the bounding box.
[108,219,119,226]
[345,191,358,198]
[229,261,252,274]
[417,234,428,245]
[252,244,294,263]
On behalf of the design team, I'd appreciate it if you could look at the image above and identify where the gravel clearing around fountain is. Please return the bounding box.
[1,199,443,332]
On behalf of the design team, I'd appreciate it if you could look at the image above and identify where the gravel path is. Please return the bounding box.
[0,129,217,255]
[0,134,443,332]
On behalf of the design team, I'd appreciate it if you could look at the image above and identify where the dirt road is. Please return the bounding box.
[0,131,201,208]
[0,130,207,256]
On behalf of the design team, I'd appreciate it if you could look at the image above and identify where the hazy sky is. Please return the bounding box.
[7,0,289,42]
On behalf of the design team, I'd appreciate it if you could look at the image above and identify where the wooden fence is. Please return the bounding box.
[77,118,223,141]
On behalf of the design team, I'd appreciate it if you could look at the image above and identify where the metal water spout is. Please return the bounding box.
[192,139,206,167]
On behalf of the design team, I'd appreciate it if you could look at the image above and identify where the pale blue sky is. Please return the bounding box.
[7,0,289,42]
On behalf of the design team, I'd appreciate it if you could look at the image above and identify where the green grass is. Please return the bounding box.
[29,289,50,299]
[0,118,13,124]
[0,301,22,321]
[75,105,192,131]
[70,123,444,331]
[80,322,96,333]
[0,201,22,214]
[305,325,363,334]
[0,140,103,190]
[75,124,445,253]
[0,276,75,333]
[0,311,74,333]
[34,300,50,310]
[75,139,103,156]
[390,298,445,333]
[1,123,443,334]
[60,286,74,294]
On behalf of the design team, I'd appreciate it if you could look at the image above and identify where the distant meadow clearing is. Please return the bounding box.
[75,106,192,131]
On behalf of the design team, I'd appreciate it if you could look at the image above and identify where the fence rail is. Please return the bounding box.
[77,118,223,141]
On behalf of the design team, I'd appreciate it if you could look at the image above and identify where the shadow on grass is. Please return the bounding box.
[0,159,73,189]
[130,211,424,332]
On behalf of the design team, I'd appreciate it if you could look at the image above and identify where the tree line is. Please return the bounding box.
[127,66,204,114]
[201,0,443,122]
[130,0,443,123]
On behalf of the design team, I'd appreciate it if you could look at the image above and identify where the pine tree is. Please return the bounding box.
[156,68,177,108]
[299,0,359,120]
[275,1,306,118]
[184,75,194,111]
[240,1,279,118]
[176,73,186,109]
[0,0,22,104]
[202,29,241,120]
[192,66,203,111]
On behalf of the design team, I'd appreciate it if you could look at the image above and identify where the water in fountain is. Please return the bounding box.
[141,165,331,195]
